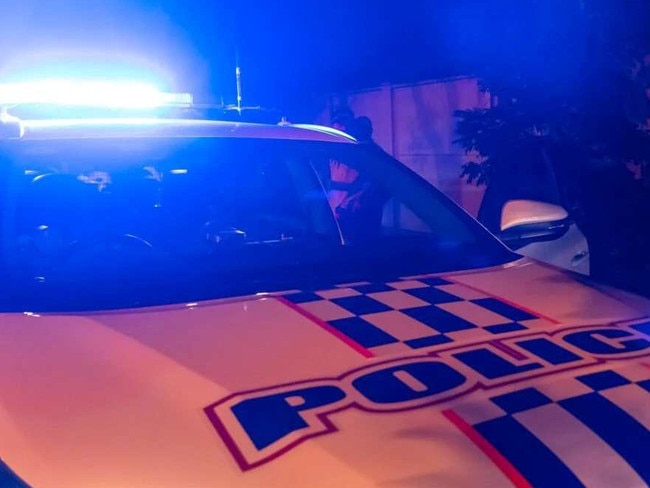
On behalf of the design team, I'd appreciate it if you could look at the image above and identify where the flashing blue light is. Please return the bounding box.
[0,79,192,109]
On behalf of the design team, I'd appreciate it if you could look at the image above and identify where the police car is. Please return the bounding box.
[0,80,649,488]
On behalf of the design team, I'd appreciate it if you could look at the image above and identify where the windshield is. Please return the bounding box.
[0,136,515,311]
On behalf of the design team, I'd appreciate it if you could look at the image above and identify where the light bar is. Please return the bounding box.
[0,79,193,109]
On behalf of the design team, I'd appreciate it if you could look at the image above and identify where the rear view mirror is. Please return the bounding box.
[499,200,571,249]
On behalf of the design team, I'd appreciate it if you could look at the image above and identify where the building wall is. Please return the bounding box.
[320,77,489,218]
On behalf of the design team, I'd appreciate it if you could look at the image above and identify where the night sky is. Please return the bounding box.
[1,0,645,118]
[0,1,471,108]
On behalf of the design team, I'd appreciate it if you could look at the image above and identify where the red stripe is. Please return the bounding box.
[275,296,375,358]
[642,362,650,370]
[442,409,533,488]
[444,277,562,325]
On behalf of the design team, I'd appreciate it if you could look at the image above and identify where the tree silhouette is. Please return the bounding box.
[454,0,650,284]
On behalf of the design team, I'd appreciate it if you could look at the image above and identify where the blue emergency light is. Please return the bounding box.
[0,79,193,109]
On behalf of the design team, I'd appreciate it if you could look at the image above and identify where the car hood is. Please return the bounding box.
[1,260,649,487]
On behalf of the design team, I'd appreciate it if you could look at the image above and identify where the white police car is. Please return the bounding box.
[0,80,649,488]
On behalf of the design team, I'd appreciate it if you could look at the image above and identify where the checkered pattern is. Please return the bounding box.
[283,276,553,355]
[450,365,650,487]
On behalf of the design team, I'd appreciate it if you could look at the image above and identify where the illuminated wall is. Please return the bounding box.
[320,77,489,218]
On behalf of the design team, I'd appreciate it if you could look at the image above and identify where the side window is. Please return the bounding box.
[382,200,432,233]
[323,154,389,243]
[316,146,459,244]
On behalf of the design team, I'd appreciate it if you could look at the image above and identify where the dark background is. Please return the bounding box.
[2,0,646,113]
[0,0,500,114]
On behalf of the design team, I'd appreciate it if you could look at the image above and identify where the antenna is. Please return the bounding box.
[235,48,242,113]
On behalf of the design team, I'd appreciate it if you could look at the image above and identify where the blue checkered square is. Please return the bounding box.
[491,387,553,414]
[283,291,321,304]
[638,379,650,392]
[485,323,527,334]
[331,295,392,315]
[471,298,537,321]
[328,316,398,348]
[404,305,476,333]
[404,334,453,349]
[405,287,462,305]
[577,370,631,391]
[419,277,452,286]
[350,283,394,294]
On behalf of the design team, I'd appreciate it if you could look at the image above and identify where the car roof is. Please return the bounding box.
[7,118,358,144]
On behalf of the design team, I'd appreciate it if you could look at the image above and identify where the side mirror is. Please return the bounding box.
[499,200,571,249]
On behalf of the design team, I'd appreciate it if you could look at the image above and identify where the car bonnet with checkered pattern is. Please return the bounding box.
[0,261,649,487]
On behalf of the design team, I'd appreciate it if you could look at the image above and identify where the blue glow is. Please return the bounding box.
[0,79,192,108]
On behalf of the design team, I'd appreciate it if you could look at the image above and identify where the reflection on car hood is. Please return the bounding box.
[0,260,649,487]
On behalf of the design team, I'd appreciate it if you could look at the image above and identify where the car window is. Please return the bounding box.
[313,144,482,244]
[0,137,515,311]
